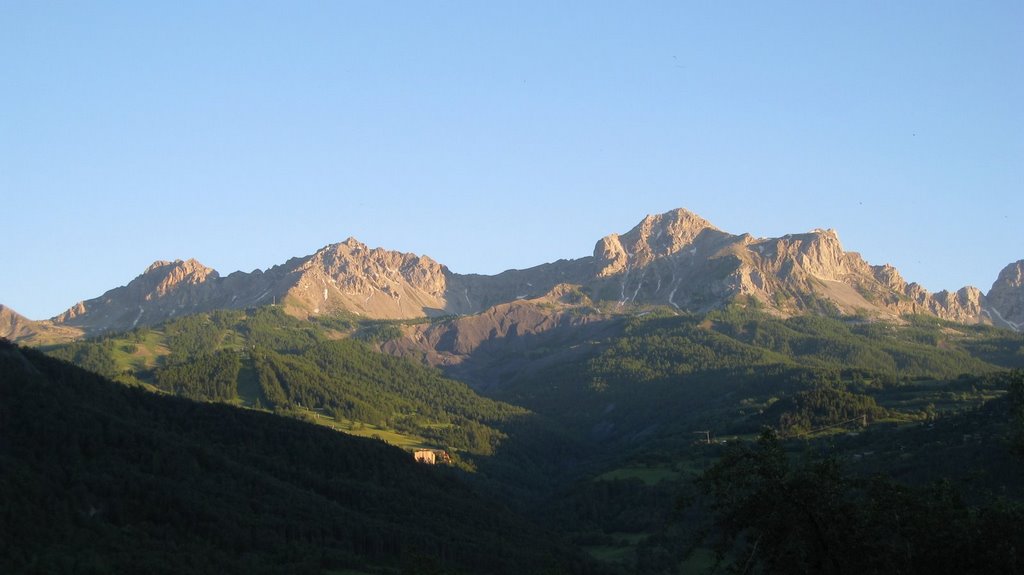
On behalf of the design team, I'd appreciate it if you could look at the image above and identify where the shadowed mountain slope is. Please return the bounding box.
[0,339,589,574]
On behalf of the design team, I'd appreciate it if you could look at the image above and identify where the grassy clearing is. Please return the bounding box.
[234,358,264,408]
[108,330,169,372]
[302,412,433,451]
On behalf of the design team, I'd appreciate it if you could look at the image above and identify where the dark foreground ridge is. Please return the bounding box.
[0,338,591,575]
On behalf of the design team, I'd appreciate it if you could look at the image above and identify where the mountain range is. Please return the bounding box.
[6,208,1024,573]
[3,208,1022,343]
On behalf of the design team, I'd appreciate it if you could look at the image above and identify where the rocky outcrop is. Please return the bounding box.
[594,234,630,278]
[381,286,611,390]
[983,260,1024,330]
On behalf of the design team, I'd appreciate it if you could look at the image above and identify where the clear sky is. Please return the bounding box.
[2,1,1021,320]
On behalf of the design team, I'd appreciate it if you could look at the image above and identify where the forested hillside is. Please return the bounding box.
[45,307,529,463]
[490,306,1024,446]
[471,306,1024,571]
[695,421,1024,574]
[0,339,591,574]
[31,303,1024,573]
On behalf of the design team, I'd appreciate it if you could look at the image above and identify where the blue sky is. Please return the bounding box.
[2,1,1021,320]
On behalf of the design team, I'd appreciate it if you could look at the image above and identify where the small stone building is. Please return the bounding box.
[413,449,451,465]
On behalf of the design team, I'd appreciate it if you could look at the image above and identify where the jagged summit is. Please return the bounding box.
[984,260,1024,330]
[143,258,219,294]
[625,208,720,248]
[278,239,450,319]
[53,257,222,332]
[991,260,1024,291]
[594,208,722,277]
[582,210,1010,326]
[7,207,1021,340]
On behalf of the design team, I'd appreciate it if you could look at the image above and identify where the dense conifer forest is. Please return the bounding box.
[0,339,591,574]
[10,303,1024,573]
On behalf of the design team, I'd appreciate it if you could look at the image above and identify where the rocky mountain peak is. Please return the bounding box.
[584,211,1014,326]
[984,260,1024,330]
[145,260,172,273]
[340,237,367,251]
[993,260,1024,289]
[774,228,850,281]
[309,239,448,292]
[628,208,718,244]
[594,208,720,277]
[0,304,29,339]
[280,239,450,319]
[141,259,219,298]
[12,207,1022,341]
[52,258,221,330]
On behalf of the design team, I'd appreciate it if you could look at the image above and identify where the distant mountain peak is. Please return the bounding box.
[281,238,450,319]
[594,208,722,277]
[52,258,221,331]
[585,209,1013,326]
[339,236,367,250]
[144,260,172,273]
[627,208,719,247]
[10,206,1021,341]
[141,259,219,296]
[0,304,30,339]
[144,257,212,274]
[994,260,1024,288]
[984,260,1024,330]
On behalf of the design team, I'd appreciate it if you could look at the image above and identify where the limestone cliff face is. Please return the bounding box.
[984,260,1024,330]
[52,259,223,332]
[584,213,996,325]
[44,241,460,332]
[933,287,985,321]
[593,209,720,277]
[594,234,629,278]
[280,238,450,319]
